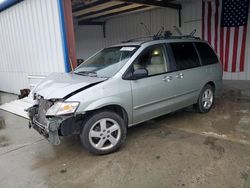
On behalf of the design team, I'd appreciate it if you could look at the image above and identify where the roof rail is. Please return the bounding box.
[122,35,200,43]
[154,35,201,40]
[122,28,200,43]
[122,36,154,43]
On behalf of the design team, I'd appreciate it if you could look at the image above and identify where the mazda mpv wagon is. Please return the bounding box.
[27,37,222,155]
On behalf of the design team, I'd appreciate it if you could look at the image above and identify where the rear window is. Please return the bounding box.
[195,42,219,65]
[169,42,200,70]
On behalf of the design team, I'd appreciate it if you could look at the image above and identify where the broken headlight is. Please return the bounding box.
[46,102,79,116]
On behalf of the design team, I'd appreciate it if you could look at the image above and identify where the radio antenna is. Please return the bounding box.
[140,22,151,35]
[173,26,182,35]
[156,26,164,36]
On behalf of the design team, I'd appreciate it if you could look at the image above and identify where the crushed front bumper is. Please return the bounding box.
[30,116,62,145]
[27,105,83,145]
[32,119,49,138]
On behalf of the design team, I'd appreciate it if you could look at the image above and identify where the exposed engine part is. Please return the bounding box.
[47,118,62,145]
[27,98,62,145]
[27,105,38,122]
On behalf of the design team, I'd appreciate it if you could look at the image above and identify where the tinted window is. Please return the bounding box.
[170,42,200,70]
[195,42,219,65]
[133,45,167,76]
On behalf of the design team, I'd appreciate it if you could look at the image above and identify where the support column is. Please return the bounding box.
[63,0,77,70]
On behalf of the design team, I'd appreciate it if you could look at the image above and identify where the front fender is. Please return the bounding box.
[84,97,125,110]
[78,97,132,124]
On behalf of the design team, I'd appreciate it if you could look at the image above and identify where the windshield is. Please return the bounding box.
[74,46,139,78]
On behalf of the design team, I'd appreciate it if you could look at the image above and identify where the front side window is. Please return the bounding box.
[170,42,200,70]
[74,46,138,78]
[133,45,167,76]
[195,42,219,65]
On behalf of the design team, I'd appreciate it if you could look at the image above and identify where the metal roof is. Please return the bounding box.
[71,0,181,26]
[0,0,23,12]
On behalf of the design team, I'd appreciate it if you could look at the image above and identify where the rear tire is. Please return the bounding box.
[80,111,127,155]
[194,84,215,113]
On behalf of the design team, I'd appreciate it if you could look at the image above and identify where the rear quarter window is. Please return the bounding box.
[169,42,201,70]
[195,42,219,65]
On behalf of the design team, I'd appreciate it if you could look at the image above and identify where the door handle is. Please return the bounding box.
[176,73,184,79]
[163,76,172,82]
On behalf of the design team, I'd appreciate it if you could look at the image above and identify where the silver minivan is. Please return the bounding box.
[27,38,222,155]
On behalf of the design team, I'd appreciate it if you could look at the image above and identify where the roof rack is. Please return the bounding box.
[122,28,200,43]
[122,36,154,43]
[122,35,200,43]
[154,35,201,40]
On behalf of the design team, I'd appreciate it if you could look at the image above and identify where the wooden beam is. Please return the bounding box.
[80,5,148,21]
[63,0,77,70]
[76,2,132,19]
[78,21,105,25]
[73,0,112,12]
[121,0,181,10]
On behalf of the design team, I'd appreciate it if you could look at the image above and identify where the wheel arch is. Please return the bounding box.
[195,81,216,104]
[85,104,129,127]
[206,81,216,90]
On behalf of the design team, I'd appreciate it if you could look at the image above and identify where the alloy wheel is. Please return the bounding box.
[88,118,121,151]
[202,88,214,109]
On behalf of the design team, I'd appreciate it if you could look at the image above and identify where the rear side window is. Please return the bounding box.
[195,42,219,65]
[169,42,200,70]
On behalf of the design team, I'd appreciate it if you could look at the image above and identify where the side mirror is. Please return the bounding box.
[133,68,148,80]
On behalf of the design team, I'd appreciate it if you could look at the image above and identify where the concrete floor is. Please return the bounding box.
[0,81,250,188]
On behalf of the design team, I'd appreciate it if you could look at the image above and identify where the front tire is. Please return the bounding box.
[80,111,127,155]
[194,84,215,113]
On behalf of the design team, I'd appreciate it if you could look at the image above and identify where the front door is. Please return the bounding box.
[130,44,177,124]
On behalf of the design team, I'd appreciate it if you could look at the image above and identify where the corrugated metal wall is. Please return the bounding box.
[180,0,202,37]
[75,0,250,80]
[0,0,65,94]
[75,7,179,60]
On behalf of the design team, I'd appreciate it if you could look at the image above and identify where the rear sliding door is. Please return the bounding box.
[166,42,204,108]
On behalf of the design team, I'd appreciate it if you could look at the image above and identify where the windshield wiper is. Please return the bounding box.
[74,71,98,77]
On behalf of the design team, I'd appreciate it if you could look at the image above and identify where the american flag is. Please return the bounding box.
[202,0,249,72]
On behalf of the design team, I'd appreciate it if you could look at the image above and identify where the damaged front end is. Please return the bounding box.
[27,97,82,145]
[25,72,107,145]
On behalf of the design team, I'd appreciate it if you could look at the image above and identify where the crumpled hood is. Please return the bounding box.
[33,73,107,99]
